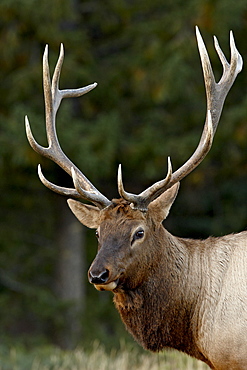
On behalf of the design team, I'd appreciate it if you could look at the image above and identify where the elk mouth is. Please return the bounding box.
[94,278,120,291]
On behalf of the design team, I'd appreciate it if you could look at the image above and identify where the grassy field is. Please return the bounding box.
[0,342,209,370]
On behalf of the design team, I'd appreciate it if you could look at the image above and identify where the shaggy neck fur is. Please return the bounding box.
[112,228,240,368]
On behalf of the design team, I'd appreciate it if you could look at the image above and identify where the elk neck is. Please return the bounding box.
[113,224,235,361]
[112,225,205,353]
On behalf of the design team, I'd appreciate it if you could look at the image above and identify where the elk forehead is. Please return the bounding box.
[98,199,147,239]
[100,199,146,223]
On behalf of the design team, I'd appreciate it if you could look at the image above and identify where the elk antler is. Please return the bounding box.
[25,44,111,209]
[118,26,243,211]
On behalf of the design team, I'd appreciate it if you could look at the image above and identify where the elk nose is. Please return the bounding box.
[89,269,109,285]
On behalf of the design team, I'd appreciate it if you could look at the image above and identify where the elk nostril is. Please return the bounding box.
[99,269,109,282]
[89,269,109,285]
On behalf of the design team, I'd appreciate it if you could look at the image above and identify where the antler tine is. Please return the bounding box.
[70,168,110,208]
[118,27,242,211]
[37,164,80,199]
[25,44,111,209]
[118,158,173,211]
[168,27,242,180]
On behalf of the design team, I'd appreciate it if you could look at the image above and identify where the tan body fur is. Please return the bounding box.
[68,190,247,370]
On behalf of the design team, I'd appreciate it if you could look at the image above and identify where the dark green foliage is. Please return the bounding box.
[0,0,247,347]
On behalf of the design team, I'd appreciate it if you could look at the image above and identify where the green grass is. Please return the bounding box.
[0,342,209,370]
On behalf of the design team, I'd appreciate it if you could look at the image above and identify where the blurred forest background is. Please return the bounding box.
[0,0,247,357]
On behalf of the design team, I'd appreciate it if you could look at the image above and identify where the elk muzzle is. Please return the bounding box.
[88,265,119,291]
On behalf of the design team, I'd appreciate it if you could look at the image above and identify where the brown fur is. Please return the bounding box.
[68,185,247,369]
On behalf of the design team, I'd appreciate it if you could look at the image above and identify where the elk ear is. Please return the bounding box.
[67,199,100,229]
[148,182,180,223]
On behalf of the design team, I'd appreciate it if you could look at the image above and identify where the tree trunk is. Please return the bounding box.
[54,196,86,349]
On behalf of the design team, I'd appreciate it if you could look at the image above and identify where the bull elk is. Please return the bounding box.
[25,27,245,369]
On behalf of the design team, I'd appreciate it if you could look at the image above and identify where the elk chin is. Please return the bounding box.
[94,279,119,291]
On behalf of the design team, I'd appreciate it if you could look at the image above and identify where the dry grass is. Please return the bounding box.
[0,342,209,370]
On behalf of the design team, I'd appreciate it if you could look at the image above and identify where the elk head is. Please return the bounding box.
[25,27,242,292]
[67,183,180,291]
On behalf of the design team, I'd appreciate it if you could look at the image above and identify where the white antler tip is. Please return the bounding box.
[229,30,237,53]
[167,156,172,171]
[228,31,243,73]
[195,26,208,57]
[59,43,64,57]
[25,116,30,134]
[43,45,49,65]
[24,115,29,126]
[118,164,122,178]
[230,31,235,51]
[25,115,34,142]
[195,26,202,41]
[37,164,43,179]
[213,35,219,45]
[117,164,124,192]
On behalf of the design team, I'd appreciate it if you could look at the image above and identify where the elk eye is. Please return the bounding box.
[132,228,144,245]
[135,229,144,239]
[95,230,99,239]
